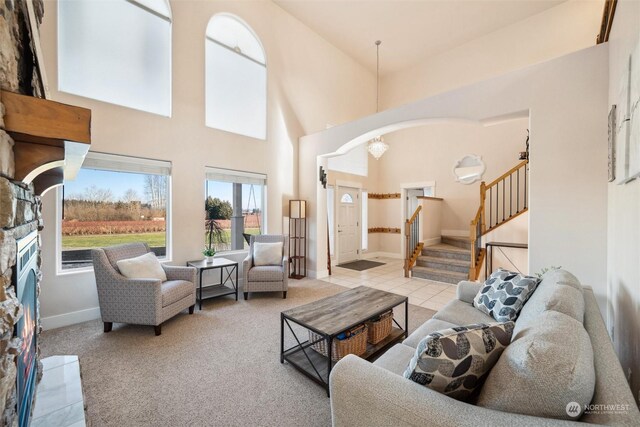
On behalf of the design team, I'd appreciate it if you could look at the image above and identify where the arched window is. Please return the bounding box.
[206,14,266,139]
[58,0,172,116]
[341,194,354,204]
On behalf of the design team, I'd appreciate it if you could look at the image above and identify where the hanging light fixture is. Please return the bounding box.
[368,40,388,160]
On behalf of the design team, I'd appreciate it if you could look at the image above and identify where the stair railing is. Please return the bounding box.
[469,159,529,280]
[404,206,424,278]
[469,205,484,280]
[484,159,529,231]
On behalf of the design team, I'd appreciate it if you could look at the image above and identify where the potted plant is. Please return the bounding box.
[204,200,225,263]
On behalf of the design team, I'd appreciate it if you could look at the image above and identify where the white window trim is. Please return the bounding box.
[56,155,173,275]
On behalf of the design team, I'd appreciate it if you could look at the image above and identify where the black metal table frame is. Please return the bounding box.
[485,241,529,278]
[189,262,238,309]
[280,299,408,397]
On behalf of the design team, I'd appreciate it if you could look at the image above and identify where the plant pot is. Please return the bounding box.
[205,256,214,263]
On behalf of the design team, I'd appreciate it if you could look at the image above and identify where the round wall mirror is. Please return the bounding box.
[453,155,485,184]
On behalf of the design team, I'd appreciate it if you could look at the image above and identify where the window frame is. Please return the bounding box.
[204,167,267,255]
[205,13,267,140]
[56,153,173,275]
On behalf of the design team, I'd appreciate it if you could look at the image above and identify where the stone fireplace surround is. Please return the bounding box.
[0,1,46,425]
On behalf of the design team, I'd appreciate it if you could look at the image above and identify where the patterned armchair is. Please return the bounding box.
[242,235,289,300]
[91,243,196,336]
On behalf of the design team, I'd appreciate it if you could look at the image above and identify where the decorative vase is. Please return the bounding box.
[205,256,214,263]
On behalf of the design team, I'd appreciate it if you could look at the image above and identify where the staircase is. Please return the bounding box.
[404,159,529,283]
[412,236,471,284]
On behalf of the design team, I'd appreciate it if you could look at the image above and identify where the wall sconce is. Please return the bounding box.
[319,166,327,189]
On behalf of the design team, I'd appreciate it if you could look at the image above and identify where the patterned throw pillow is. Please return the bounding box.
[473,269,541,322]
[403,322,514,401]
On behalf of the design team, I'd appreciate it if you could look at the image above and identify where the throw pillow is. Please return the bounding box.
[476,311,595,420]
[403,322,514,401]
[253,242,283,266]
[473,269,541,322]
[116,252,167,281]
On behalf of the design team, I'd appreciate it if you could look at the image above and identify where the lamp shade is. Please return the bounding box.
[289,200,306,219]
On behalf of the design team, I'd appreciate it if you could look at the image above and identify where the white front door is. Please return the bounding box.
[337,187,359,264]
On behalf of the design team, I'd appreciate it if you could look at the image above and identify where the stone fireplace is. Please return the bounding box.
[1,1,90,426]
[1,1,45,424]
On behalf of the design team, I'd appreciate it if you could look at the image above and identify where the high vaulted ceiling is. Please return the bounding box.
[274,0,568,75]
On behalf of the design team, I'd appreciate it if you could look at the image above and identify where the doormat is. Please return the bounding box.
[337,260,385,271]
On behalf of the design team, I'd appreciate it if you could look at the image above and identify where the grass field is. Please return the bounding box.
[61,228,261,250]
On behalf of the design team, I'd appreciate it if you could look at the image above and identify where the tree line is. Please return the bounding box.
[64,183,165,222]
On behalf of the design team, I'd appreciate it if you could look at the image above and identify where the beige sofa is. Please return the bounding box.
[330,270,640,426]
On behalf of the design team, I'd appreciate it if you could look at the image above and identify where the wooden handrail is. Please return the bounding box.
[469,159,529,280]
[408,205,422,224]
[404,206,423,278]
[485,160,528,189]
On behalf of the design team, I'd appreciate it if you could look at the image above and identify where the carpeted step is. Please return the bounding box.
[422,244,470,262]
[416,256,470,274]
[411,266,468,284]
[441,235,471,250]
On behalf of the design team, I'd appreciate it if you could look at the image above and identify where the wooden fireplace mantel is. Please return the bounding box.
[1,90,91,195]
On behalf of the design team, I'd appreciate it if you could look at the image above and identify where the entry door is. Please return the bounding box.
[337,187,359,263]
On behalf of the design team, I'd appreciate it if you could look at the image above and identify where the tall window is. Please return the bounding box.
[58,0,172,116]
[205,168,266,252]
[60,153,171,271]
[206,14,266,139]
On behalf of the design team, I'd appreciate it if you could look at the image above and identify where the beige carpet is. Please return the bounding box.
[41,280,436,426]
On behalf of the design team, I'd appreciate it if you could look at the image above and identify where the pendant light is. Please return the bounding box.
[368,40,389,160]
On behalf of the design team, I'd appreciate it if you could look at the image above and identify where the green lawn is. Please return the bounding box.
[62,228,261,250]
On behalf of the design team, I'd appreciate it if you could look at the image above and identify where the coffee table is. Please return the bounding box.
[280,286,408,396]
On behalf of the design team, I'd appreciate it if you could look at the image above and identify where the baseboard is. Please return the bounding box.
[423,237,441,247]
[41,307,101,331]
[362,251,402,260]
[308,269,329,279]
[441,229,468,237]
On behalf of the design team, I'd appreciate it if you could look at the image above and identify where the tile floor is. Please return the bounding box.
[320,257,457,311]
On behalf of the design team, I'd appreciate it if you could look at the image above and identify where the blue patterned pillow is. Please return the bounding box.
[473,269,541,322]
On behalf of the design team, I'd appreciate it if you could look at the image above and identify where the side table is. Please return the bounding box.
[187,258,238,309]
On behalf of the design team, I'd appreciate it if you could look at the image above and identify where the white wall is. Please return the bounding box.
[381,0,603,108]
[372,119,528,254]
[327,143,368,177]
[606,0,640,406]
[480,212,529,281]
[300,45,609,312]
[38,0,375,328]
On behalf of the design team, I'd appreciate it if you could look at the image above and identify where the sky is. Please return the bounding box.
[64,168,262,208]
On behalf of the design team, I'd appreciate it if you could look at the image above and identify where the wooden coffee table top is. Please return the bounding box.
[282,286,406,336]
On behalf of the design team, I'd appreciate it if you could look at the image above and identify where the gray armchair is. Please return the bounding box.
[91,243,196,336]
[242,235,288,300]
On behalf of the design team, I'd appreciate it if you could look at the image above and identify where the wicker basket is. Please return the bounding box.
[366,311,393,345]
[310,324,368,362]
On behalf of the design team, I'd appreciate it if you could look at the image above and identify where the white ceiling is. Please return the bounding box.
[274,0,567,75]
